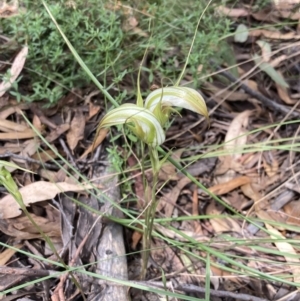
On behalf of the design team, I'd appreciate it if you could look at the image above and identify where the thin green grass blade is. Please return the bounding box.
[205,254,211,301]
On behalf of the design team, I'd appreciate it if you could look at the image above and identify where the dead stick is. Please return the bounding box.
[139,281,269,301]
[211,61,300,118]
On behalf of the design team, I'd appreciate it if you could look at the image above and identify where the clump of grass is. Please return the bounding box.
[1,0,232,104]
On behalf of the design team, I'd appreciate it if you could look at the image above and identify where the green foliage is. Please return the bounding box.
[134,0,233,83]
[2,0,124,103]
[252,0,273,11]
[1,0,232,104]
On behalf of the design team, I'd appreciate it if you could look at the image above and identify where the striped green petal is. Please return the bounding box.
[145,86,208,126]
[98,104,165,147]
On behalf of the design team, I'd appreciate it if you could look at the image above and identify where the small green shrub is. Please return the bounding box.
[1,0,125,103]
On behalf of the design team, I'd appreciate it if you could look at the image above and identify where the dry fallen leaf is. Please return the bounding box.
[241,182,266,212]
[249,29,297,40]
[89,102,101,119]
[84,90,102,118]
[215,6,249,17]
[66,109,85,152]
[256,40,272,62]
[270,55,287,68]
[265,223,300,289]
[242,79,258,91]
[0,47,28,97]
[0,243,23,265]
[151,239,194,284]
[0,119,28,132]
[0,129,36,140]
[0,214,61,240]
[45,123,70,143]
[240,183,287,229]
[131,227,142,250]
[118,4,148,37]
[0,181,103,219]
[250,10,279,22]
[13,214,60,236]
[206,201,241,233]
[4,140,40,172]
[20,139,39,158]
[158,162,179,181]
[32,114,43,133]
[0,143,22,155]
[283,201,300,227]
[38,169,59,182]
[273,0,300,20]
[0,102,28,119]
[215,111,252,176]
[263,156,279,177]
[225,110,252,160]
[79,128,108,159]
[157,177,191,217]
[32,148,58,164]
[158,149,183,181]
[276,80,297,105]
[0,0,21,18]
[274,0,300,8]
[209,176,251,195]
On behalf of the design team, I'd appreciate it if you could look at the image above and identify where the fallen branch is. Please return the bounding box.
[211,61,300,118]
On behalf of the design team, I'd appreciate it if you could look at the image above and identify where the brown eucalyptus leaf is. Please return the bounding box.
[0,181,103,218]
[66,109,85,151]
[0,47,28,97]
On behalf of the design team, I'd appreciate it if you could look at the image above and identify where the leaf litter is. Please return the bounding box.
[2,1,300,301]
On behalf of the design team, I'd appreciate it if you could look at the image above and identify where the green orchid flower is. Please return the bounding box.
[97,103,165,147]
[145,86,209,126]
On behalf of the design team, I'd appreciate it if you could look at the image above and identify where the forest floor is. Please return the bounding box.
[1,1,300,301]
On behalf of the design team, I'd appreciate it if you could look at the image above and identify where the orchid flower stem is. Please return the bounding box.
[141,147,160,279]
[149,148,160,175]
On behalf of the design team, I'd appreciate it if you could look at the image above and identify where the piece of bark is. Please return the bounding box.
[58,147,128,300]
[81,156,128,301]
